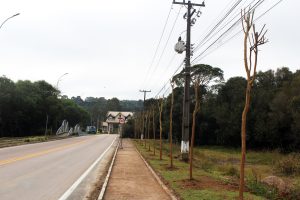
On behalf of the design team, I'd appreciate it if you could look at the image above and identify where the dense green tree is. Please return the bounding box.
[213,77,247,146]
[0,78,90,137]
[0,76,17,136]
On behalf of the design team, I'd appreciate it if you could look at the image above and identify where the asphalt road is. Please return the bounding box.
[0,134,117,200]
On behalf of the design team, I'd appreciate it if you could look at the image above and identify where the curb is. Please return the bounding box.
[97,139,119,200]
[135,143,178,200]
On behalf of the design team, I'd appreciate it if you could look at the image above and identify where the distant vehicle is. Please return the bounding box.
[86,126,96,134]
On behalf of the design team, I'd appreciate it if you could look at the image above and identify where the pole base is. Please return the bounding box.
[181,140,189,162]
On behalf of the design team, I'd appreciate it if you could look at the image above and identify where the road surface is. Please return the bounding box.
[0,134,117,200]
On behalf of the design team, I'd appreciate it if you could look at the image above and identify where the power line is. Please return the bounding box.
[191,0,266,63]
[193,0,263,54]
[193,0,243,52]
[143,5,183,90]
[192,0,284,64]
[152,0,281,100]
[191,0,281,64]
[140,3,173,89]
[152,0,247,99]
[153,60,185,98]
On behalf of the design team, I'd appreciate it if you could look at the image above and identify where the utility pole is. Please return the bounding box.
[173,0,205,161]
[139,90,151,141]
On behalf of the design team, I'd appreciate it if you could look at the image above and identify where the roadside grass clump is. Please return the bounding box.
[275,153,300,176]
[23,136,48,143]
[247,179,278,199]
[219,164,239,178]
[134,140,268,200]
[193,152,216,172]
[247,150,282,165]
[246,169,279,199]
[285,187,300,200]
[198,158,215,172]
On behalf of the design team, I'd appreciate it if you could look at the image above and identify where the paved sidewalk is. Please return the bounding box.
[104,139,171,200]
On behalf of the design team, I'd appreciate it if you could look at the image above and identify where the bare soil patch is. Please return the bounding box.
[178,176,239,191]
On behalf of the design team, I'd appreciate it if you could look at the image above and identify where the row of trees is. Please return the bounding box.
[129,66,300,151]
[0,77,90,137]
[129,65,299,199]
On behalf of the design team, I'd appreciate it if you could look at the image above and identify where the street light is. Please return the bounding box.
[0,13,20,30]
[56,73,69,89]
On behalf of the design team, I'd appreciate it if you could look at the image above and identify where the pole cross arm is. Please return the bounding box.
[173,0,205,7]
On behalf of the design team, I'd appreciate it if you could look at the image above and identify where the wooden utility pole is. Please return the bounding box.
[173,0,205,161]
[139,90,151,142]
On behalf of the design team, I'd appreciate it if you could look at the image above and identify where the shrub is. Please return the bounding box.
[275,153,300,176]
[219,164,239,177]
[247,179,278,199]
[226,165,239,177]
[247,169,278,199]
[200,159,215,172]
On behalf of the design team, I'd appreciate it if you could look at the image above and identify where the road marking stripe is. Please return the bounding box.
[0,139,88,166]
[98,138,119,200]
[58,136,117,200]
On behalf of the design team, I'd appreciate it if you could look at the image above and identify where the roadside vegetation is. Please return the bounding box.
[127,66,300,199]
[0,77,142,139]
[0,135,77,148]
[0,78,90,137]
[135,140,300,200]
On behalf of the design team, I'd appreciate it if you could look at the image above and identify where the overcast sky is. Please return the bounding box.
[0,0,298,100]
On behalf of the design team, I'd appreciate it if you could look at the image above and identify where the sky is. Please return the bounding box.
[0,0,298,100]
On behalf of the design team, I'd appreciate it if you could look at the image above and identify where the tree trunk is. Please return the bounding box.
[159,99,163,160]
[239,84,251,199]
[169,86,174,168]
[148,111,151,151]
[141,112,144,145]
[153,109,156,156]
[190,83,199,180]
[144,113,148,148]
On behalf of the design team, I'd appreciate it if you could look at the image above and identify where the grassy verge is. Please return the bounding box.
[134,139,300,200]
[0,135,76,148]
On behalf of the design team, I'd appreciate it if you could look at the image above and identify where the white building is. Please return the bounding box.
[102,111,134,134]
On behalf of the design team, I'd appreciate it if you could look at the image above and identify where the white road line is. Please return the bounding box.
[58,136,117,200]
[97,139,119,200]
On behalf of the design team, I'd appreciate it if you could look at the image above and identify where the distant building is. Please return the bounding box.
[102,122,108,133]
[102,111,134,134]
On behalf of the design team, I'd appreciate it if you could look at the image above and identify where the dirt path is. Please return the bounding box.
[104,139,171,200]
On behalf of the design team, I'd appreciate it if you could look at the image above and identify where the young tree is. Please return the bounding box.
[189,64,223,180]
[144,111,148,148]
[147,110,151,151]
[136,112,143,145]
[169,80,175,168]
[158,97,164,160]
[152,105,156,156]
[174,64,223,179]
[239,9,268,199]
